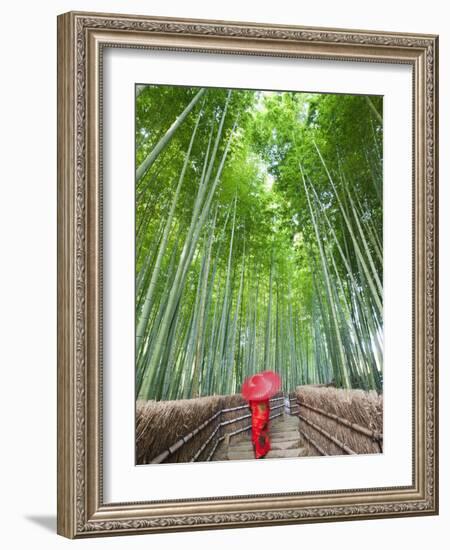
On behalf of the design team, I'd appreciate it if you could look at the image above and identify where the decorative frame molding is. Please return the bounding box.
[57,11,438,538]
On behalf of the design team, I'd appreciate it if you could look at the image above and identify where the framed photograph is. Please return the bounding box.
[57,11,439,538]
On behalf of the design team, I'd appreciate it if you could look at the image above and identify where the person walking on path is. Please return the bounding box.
[241,371,282,459]
[248,399,271,458]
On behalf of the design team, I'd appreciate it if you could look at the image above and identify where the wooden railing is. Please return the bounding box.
[151,396,285,464]
[288,395,383,455]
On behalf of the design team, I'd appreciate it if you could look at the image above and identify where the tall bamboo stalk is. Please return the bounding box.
[136,88,207,181]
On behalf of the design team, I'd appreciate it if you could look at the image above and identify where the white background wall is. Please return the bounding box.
[0,0,447,548]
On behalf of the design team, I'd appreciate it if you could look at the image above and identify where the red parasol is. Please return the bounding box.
[241,370,282,401]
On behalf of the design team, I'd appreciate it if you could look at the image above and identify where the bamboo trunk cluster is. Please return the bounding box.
[135,87,383,400]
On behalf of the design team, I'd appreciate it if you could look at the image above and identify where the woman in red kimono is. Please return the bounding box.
[248,399,271,458]
[241,371,281,460]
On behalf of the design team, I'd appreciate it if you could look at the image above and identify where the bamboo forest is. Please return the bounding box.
[135,85,383,402]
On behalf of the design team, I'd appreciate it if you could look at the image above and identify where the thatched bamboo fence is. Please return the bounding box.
[290,385,383,457]
[136,386,382,464]
[136,394,284,464]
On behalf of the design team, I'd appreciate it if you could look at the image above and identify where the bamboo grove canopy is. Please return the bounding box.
[135,85,383,401]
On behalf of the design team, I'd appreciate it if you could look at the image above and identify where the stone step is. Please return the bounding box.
[269,428,299,435]
[268,431,300,440]
[228,447,306,460]
[231,437,301,448]
[269,421,299,430]
[229,439,300,452]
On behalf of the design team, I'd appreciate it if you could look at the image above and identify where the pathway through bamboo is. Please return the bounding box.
[214,413,307,461]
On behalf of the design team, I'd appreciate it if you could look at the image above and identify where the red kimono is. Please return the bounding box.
[249,399,271,458]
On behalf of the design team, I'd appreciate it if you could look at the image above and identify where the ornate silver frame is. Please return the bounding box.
[57,11,439,538]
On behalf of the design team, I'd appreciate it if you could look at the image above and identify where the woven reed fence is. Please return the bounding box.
[136,394,284,464]
[289,385,383,457]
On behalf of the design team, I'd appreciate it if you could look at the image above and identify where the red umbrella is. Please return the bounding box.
[241,371,282,401]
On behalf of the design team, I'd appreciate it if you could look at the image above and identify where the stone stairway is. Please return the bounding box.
[226,414,306,461]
